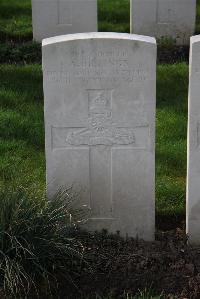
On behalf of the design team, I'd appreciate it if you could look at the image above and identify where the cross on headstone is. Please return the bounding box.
[57,0,72,26]
[52,89,149,220]
[31,0,97,42]
[130,0,196,45]
[43,33,156,240]
[156,0,173,25]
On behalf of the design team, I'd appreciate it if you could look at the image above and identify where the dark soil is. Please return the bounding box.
[156,214,186,231]
[157,45,189,64]
[56,228,200,299]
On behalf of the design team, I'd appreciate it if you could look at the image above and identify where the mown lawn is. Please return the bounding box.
[0,0,32,41]
[156,64,188,217]
[0,65,45,194]
[0,0,200,41]
[98,0,130,32]
[0,63,188,218]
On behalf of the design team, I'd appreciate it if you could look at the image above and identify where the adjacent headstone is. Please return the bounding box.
[187,35,200,244]
[130,0,196,45]
[42,32,156,240]
[32,0,97,42]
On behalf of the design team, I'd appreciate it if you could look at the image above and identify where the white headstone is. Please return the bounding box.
[42,33,156,240]
[32,0,97,42]
[131,0,196,45]
[187,35,200,244]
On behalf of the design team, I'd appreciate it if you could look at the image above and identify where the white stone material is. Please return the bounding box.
[42,32,156,240]
[187,35,200,244]
[32,0,97,42]
[130,0,196,45]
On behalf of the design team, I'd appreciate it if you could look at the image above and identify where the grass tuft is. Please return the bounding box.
[0,187,86,297]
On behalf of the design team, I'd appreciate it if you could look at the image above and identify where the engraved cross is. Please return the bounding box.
[52,89,148,220]
[156,0,173,25]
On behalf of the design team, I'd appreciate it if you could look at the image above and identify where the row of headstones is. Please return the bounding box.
[32,0,196,45]
[42,31,200,246]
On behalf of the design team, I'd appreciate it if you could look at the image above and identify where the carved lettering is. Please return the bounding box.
[44,68,149,84]
[44,49,151,84]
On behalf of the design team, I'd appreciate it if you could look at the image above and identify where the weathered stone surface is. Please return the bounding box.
[187,35,200,245]
[42,33,156,240]
[32,0,97,42]
[131,0,196,45]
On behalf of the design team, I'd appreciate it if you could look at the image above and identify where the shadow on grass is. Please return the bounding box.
[157,64,188,109]
[0,65,44,149]
[0,2,31,19]
[156,213,185,231]
[156,146,186,176]
[0,0,32,41]
[0,64,43,97]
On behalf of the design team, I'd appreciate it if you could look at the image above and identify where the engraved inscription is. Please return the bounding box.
[44,49,150,84]
[45,69,149,84]
[57,0,72,25]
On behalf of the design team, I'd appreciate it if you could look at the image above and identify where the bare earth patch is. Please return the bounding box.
[65,229,200,299]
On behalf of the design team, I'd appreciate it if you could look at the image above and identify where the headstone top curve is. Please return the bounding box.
[32,0,97,42]
[190,35,200,45]
[43,29,156,240]
[42,32,156,47]
[131,0,196,45]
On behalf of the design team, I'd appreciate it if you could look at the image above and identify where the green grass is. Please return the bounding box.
[0,65,45,194]
[0,63,188,218]
[0,0,192,221]
[0,1,192,297]
[0,187,85,297]
[0,0,32,41]
[98,0,130,33]
[0,0,130,41]
[0,0,200,41]
[156,63,188,216]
